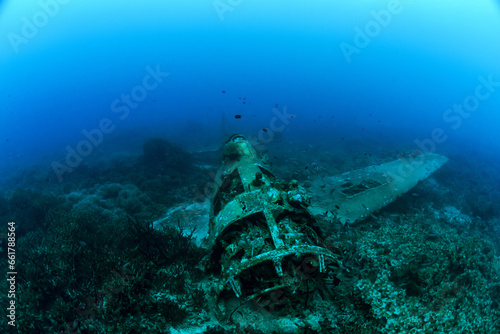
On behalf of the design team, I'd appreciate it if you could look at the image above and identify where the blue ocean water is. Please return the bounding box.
[1,0,500,332]
[1,0,499,180]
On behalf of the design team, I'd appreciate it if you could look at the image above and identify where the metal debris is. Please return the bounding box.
[207,134,340,316]
[309,153,448,224]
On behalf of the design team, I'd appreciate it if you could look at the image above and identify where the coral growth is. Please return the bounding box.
[1,137,499,333]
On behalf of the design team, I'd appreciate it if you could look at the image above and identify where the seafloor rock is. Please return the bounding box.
[142,137,192,171]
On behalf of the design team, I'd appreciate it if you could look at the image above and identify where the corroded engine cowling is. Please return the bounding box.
[208,134,340,314]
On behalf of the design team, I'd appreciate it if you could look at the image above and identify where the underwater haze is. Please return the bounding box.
[1,0,500,333]
[0,0,499,180]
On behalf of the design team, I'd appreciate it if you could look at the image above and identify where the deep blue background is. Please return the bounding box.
[0,0,499,181]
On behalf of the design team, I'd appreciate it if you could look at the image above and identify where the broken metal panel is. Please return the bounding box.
[208,134,340,313]
[309,153,448,224]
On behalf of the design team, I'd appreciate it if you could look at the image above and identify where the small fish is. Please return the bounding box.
[262,128,268,132]
[222,90,226,93]
[234,115,242,119]
[335,205,340,209]
[243,102,246,104]
[275,103,278,107]
[341,137,345,141]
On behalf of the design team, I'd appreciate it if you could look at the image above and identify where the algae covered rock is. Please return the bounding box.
[142,137,192,171]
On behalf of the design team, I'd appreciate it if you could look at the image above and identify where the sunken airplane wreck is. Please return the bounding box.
[154,134,448,329]
[207,134,341,317]
[202,134,448,324]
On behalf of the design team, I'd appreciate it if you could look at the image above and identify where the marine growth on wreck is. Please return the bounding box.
[207,135,341,319]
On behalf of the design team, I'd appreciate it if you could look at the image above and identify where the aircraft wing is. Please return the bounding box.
[309,153,448,224]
